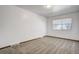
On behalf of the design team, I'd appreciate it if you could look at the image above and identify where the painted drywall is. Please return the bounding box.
[0,6,47,48]
[47,12,79,40]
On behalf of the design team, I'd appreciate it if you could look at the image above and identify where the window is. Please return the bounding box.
[52,18,72,30]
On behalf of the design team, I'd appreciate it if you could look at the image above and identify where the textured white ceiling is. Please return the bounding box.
[17,5,79,17]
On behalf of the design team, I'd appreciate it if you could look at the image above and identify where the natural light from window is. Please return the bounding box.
[52,18,72,30]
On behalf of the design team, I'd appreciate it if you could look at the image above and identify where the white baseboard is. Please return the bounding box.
[0,35,45,49]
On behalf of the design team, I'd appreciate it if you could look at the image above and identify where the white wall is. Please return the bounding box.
[0,6,47,48]
[47,12,79,40]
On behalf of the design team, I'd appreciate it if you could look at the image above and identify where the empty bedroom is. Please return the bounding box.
[0,5,79,54]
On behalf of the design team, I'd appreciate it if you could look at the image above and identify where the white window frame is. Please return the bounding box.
[52,18,72,30]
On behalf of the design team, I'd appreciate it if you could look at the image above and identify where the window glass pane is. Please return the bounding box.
[52,18,72,30]
[53,24,62,30]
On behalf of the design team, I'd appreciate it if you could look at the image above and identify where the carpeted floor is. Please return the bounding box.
[0,36,79,54]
